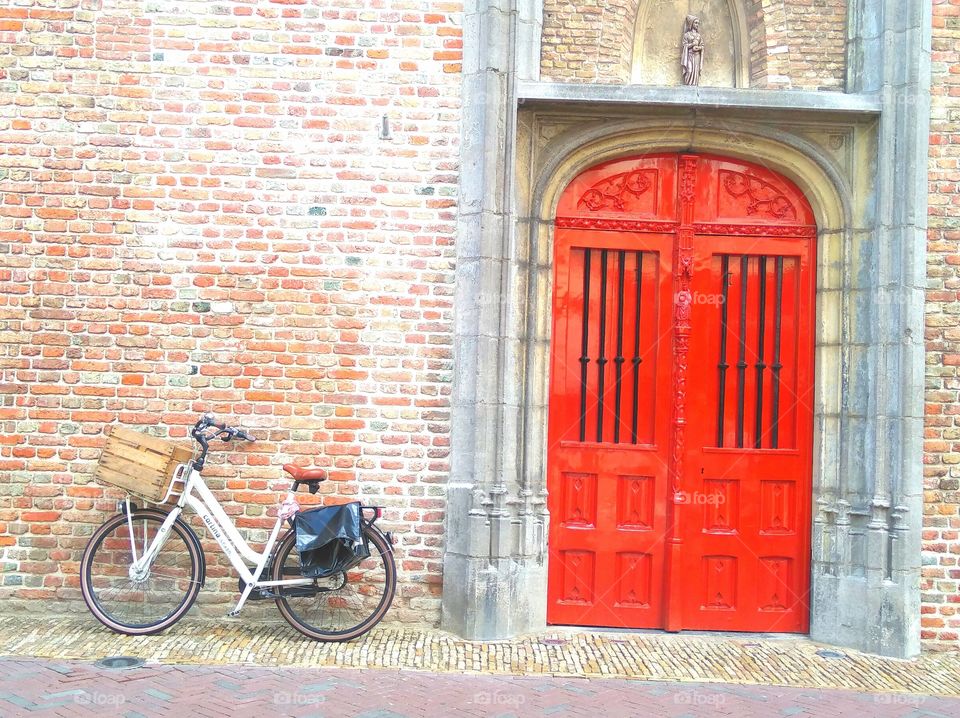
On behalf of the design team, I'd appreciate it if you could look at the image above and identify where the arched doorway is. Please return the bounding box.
[547,153,816,633]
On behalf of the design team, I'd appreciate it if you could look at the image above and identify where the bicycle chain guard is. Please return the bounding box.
[238,557,323,601]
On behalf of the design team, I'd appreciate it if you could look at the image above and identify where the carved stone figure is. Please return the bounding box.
[680,15,704,86]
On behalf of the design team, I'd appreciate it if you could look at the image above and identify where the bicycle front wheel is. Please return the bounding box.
[273,525,396,641]
[80,508,203,635]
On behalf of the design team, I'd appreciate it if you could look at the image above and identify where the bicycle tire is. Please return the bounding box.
[80,508,203,635]
[272,525,396,641]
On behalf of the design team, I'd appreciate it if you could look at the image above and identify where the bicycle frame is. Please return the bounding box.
[128,464,313,616]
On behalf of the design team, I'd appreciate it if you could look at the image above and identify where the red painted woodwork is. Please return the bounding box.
[547,153,815,633]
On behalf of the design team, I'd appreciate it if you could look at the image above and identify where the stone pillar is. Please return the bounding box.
[516,0,542,81]
[810,0,930,657]
[440,0,548,639]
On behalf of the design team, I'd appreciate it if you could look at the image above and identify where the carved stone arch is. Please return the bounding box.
[510,112,913,651]
[630,1,750,87]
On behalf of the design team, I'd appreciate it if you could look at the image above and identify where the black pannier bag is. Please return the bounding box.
[293,502,370,579]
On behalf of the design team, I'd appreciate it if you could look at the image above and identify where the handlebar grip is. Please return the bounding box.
[237,429,255,442]
[200,413,226,430]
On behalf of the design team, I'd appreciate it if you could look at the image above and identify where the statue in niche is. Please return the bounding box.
[680,15,704,86]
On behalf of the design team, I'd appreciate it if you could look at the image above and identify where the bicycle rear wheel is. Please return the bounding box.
[80,508,203,635]
[272,525,396,641]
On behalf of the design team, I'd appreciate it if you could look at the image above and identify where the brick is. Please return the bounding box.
[22,511,60,523]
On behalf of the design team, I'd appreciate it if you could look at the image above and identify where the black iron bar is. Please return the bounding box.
[596,249,609,442]
[578,249,591,442]
[754,255,767,449]
[631,251,644,444]
[716,254,730,447]
[771,256,784,449]
[736,255,748,449]
[613,250,626,444]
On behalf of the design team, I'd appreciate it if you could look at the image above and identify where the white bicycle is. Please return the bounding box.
[80,414,396,641]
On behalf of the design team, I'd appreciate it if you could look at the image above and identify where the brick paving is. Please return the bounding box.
[1,656,959,718]
[0,614,958,702]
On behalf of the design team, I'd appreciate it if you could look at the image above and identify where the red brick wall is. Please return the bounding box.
[540,0,640,83]
[745,0,770,86]
[0,0,461,623]
[923,0,960,652]
[755,0,846,89]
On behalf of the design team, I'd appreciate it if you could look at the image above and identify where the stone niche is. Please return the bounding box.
[632,0,747,87]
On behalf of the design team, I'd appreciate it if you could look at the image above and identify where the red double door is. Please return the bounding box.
[547,153,815,633]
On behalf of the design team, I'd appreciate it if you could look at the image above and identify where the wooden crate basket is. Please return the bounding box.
[94,425,194,503]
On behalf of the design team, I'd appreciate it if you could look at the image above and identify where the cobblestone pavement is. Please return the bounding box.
[1,614,959,699]
[1,656,959,718]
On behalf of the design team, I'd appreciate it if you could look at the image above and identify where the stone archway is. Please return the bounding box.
[442,107,918,656]
[446,0,928,662]
[443,104,922,660]
[506,112,920,658]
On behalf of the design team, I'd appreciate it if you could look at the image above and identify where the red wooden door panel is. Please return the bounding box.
[547,231,674,628]
[547,153,816,634]
[680,237,814,632]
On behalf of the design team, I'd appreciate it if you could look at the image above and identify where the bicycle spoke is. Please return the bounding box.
[83,512,199,631]
[141,519,148,562]
[147,569,203,587]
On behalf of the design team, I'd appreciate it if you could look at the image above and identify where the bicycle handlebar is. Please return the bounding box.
[190,414,255,470]
[194,413,254,441]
